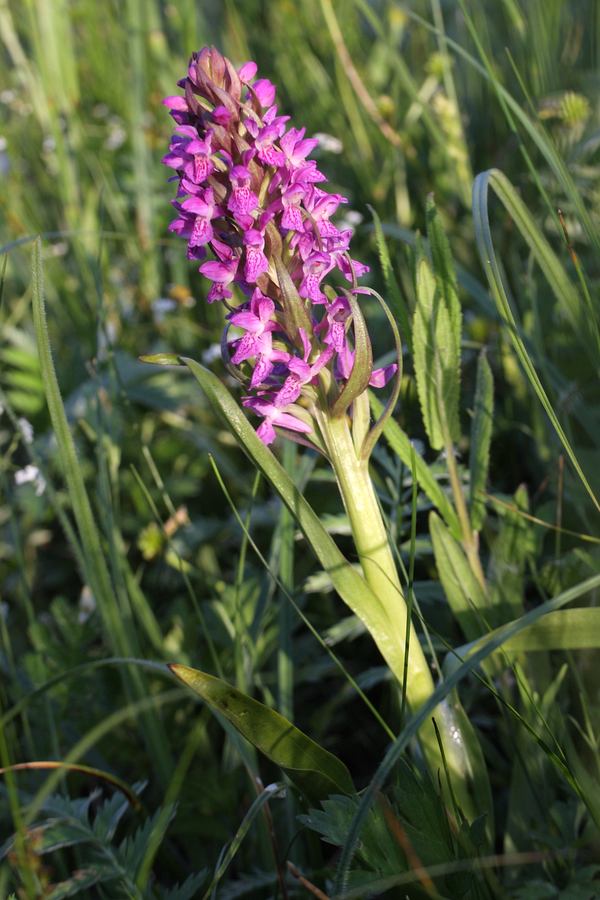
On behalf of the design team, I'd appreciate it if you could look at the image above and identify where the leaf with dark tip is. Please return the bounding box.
[170,665,354,800]
[139,353,184,367]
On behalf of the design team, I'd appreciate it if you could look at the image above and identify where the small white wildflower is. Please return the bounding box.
[410,438,425,457]
[49,241,68,257]
[42,136,56,153]
[0,137,7,152]
[152,297,177,323]
[78,585,96,624]
[314,132,343,154]
[14,465,46,496]
[337,210,364,231]
[201,343,222,364]
[18,418,34,444]
[0,90,16,104]
[105,121,126,151]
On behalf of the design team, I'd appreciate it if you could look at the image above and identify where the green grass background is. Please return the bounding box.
[1,0,599,896]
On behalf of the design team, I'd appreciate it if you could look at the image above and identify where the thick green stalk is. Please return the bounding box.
[319,412,482,821]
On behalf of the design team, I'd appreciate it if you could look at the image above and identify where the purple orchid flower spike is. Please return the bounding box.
[160,49,484,823]
[242,230,269,283]
[162,45,399,451]
[229,290,289,388]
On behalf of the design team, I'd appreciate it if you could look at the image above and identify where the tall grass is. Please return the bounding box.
[1,0,599,896]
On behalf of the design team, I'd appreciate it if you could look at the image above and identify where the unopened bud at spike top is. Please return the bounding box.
[163,46,395,445]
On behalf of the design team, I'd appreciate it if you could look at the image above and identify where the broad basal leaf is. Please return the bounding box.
[170,665,354,800]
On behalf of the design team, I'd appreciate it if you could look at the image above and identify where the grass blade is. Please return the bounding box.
[472,170,600,514]
[468,350,494,532]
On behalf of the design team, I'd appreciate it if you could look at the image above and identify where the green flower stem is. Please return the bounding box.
[319,411,481,821]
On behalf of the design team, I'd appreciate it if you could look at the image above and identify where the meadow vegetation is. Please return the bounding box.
[1,1,599,897]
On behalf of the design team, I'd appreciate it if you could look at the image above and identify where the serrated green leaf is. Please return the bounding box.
[412,244,461,449]
[368,205,412,352]
[300,794,406,872]
[415,197,462,448]
[469,351,494,531]
[158,871,209,900]
[429,511,488,641]
[117,803,176,877]
[170,665,354,799]
[370,394,461,538]
[45,866,118,899]
[1,344,42,371]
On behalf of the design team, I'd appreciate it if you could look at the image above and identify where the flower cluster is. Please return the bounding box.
[163,47,395,445]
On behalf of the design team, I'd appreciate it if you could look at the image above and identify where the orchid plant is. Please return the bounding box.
[160,46,488,825]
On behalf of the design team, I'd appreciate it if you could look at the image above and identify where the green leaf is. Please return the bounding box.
[358,288,402,461]
[426,197,462,367]
[370,394,461,539]
[46,867,118,899]
[368,205,412,352]
[331,290,372,418]
[468,350,494,531]
[454,608,600,659]
[488,485,532,622]
[170,665,354,799]
[139,353,184,366]
[31,240,125,648]
[412,209,462,450]
[273,255,313,345]
[182,358,406,683]
[429,512,488,642]
[31,240,172,781]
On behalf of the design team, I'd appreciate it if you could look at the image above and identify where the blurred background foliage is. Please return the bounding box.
[1,0,599,896]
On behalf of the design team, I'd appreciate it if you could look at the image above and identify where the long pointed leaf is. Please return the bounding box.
[429,512,488,642]
[412,240,461,450]
[170,665,354,800]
